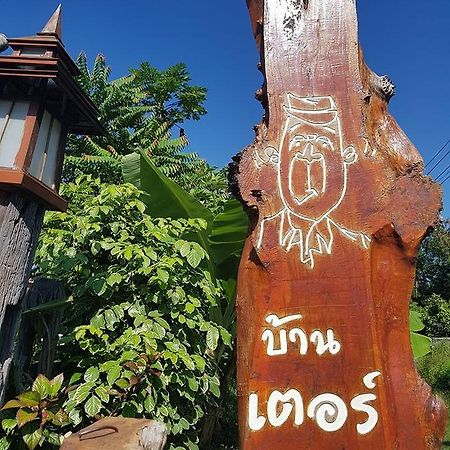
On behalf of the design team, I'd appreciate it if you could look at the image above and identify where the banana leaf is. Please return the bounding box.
[209,199,248,266]
[410,332,432,359]
[123,150,214,255]
[410,310,432,358]
[123,150,249,280]
[410,309,426,332]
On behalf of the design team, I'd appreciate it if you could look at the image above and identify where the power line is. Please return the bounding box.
[435,161,450,181]
[425,138,450,170]
[427,146,450,176]
[440,172,450,185]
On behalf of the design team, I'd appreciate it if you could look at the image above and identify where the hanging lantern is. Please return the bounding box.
[0,5,104,210]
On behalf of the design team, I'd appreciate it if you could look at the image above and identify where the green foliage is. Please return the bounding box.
[64,54,207,185]
[413,222,450,445]
[415,221,450,303]
[123,149,248,346]
[416,341,450,392]
[64,54,139,182]
[176,162,230,216]
[122,150,248,448]
[30,176,232,449]
[122,148,249,368]
[4,44,240,443]
[210,377,238,450]
[63,155,123,185]
[208,198,248,281]
[413,221,450,338]
[130,62,207,125]
[0,374,69,449]
[416,340,450,448]
[409,310,432,358]
[123,150,247,282]
[415,294,450,338]
[123,151,214,254]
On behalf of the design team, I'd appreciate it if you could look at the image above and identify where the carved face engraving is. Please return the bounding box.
[256,94,370,268]
[279,95,357,222]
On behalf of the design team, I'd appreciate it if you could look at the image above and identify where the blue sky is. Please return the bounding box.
[1,0,449,214]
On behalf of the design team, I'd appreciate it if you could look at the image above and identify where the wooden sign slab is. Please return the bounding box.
[231,0,448,448]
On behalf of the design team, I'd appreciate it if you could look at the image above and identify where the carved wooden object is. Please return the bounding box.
[60,417,167,450]
[231,0,448,448]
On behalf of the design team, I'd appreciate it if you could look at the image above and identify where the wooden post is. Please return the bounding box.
[231,0,448,448]
[0,192,44,403]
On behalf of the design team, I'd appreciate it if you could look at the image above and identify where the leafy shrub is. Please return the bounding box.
[415,221,450,302]
[416,340,450,447]
[20,176,231,449]
[417,294,450,338]
[416,341,450,396]
[0,374,69,449]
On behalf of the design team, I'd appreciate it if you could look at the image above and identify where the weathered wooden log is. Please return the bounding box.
[231,0,448,448]
[9,278,65,395]
[0,294,22,404]
[0,191,44,404]
[60,417,167,450]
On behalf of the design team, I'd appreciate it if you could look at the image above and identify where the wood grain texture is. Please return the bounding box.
[60,417,167,450]
[8,280,65,396]
[0,190,44,404]
[231,0,448,448]
[0,278,64,402]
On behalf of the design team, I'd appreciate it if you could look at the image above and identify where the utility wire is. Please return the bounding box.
[427,141,450,176]
[440,172,450,185]
[425,138,450,170]
[435,161,450,181]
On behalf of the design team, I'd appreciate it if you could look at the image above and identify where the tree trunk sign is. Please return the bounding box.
[231,0,448,448]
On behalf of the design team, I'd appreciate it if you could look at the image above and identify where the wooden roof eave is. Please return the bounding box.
[0,57,105,136]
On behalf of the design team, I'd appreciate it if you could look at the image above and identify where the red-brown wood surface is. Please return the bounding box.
[232,1,448,448]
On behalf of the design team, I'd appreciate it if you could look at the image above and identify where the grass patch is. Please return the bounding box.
[416,341,450,448]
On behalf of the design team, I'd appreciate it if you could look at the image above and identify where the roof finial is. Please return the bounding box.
[38,4,62,40]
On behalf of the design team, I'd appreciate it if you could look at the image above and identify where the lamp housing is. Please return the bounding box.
[0,6,104,210]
